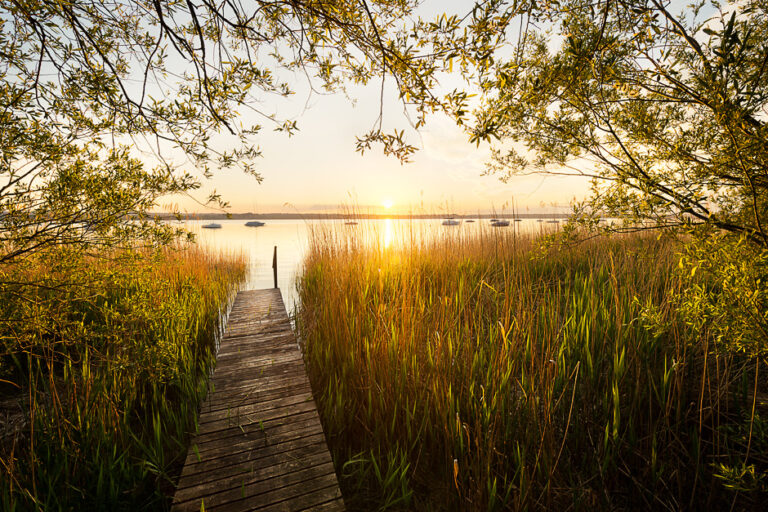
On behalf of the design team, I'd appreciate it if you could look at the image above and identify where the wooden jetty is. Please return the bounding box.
[172,289,344,511]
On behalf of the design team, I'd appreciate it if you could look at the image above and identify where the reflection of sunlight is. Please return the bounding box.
[384,218,393,249]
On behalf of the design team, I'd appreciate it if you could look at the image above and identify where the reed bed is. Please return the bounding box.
[0,244,246,510]
[297,223,762,510]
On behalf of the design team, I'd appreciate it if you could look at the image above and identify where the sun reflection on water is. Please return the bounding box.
[383,218,393,249]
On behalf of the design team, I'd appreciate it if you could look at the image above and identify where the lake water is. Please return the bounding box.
[184,218,559,312]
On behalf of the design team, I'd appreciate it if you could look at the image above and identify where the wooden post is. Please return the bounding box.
[272,245,278,288]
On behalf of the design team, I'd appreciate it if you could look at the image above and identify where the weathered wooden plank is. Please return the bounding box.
[209,360,306,384]
[174,456,336,507]
[209,377,310,399]
[210,356,305,380]
[236,476,343,512]
[194,398,318,437]
[174,463,339,511]
[198,382,313,415]
[195,391,315,426]
[176,438,330,491]
[181,432,328,479]
[216,330,297,347]
[295,498,346,512]
[190,410,322,448]
[189,413,324,457]
[172,289,344,511]
[215,343,299,362]
[207,370,311,396]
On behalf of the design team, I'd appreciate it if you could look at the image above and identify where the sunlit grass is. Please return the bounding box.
[297,223,759,510]
[0,244,246,510]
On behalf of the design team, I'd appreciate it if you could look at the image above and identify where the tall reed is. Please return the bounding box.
[297,223,761,510]
[0,244,246,510]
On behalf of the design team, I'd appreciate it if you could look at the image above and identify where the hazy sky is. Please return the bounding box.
[163,1,591,216]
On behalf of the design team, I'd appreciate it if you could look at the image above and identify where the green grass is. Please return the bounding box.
[297,224,766,510]
[0,244,246,510]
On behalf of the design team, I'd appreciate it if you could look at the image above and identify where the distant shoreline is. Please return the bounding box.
[151,212,573,221]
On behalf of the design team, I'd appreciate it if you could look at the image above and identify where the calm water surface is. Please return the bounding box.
[183,218,556,312]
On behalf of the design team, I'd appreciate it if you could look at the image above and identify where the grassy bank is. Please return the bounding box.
[0,245,246,510]
[297,226,766,510]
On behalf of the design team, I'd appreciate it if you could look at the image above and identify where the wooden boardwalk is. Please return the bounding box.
[172,289,344,512]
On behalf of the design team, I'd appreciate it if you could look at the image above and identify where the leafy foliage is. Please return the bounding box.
[0,0,448,263]
[679,231,768,357]
[458,0,768,245]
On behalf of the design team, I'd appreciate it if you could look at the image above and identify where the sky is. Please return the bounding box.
[161,1,592,216]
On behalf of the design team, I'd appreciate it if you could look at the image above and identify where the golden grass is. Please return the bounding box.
[297,224,757,510]
[0,244,246,510]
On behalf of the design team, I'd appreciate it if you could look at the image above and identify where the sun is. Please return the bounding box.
[381,198,394,209]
